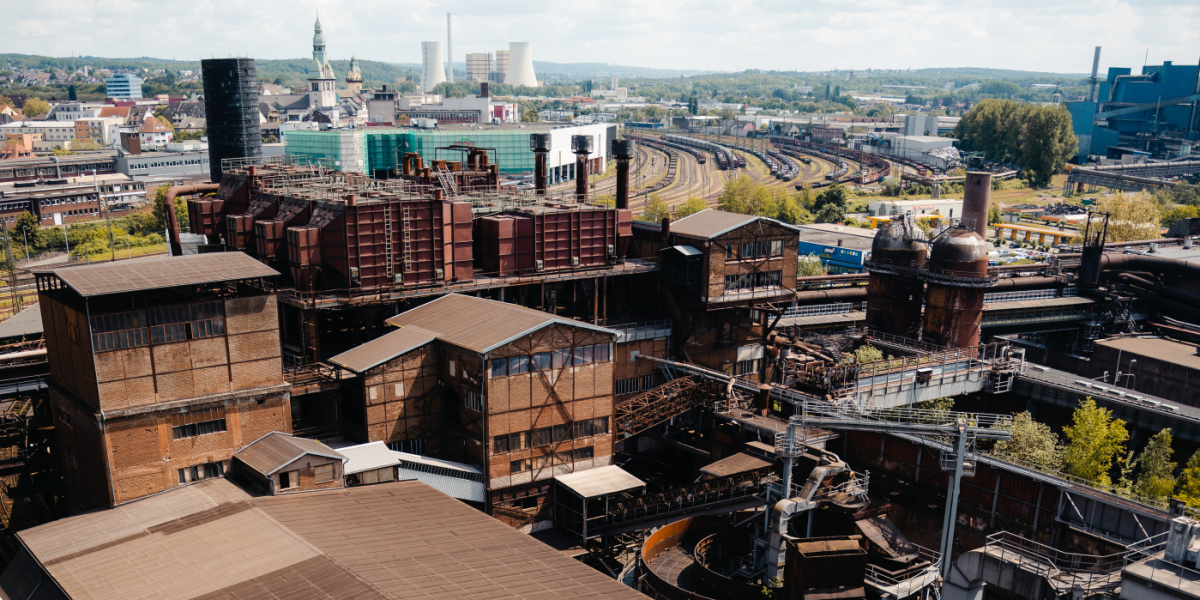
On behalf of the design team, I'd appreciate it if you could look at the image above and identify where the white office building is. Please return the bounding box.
[106,74,143,99]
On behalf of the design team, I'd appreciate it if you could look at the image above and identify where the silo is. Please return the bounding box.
[961,172,992,236]
[866,214,927,337]
[922,227,991,348]
[201,58,261,184]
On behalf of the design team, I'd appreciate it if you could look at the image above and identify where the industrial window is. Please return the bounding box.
[573,417,609,438]
[531,426,552,448]
[148,301,225,344]
[314,464,335,483]
[734,359,762,376]
[279,470,298,490]
[90,310,149,351]
[464,390,483,412]
[552,349,571,369]
[493,431,528,454]
[532,454,554,470]
[171,407,227,440]
[615,376,640,395]
[177,461,224,485]
[531,351,552,371]
[388,438,427,455]
[510,458,530,474]
[573,446,594,461]
[641,374,654,391]
[489,358,508,377]
[572,345,593,366]
[508,355,530,375]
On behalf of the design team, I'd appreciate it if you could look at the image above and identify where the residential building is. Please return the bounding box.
[0,120,77,150]
[35,253,290,511]
[47,102,101,121]
[328,294,618,531]
[106,73,143,99]
[137,116,172,150]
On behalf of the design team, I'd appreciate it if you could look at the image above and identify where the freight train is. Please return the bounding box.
[661,134,741,170]
[770,136,890,188]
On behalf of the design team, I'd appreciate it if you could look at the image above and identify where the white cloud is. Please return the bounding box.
[1,0,1197,74]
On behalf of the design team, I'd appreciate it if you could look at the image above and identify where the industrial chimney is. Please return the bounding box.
[446,13,454,84]
[962,172,992,237]
[572,135,593,203]
[529,133,551,196]
[201,58,261,184]
[611,139,633,209]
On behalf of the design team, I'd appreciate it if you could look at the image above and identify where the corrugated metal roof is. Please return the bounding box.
[234,432,345,477]
[328,326,437,373]
[10,478,648,600]
[700,452,772,478]
[384,294,617,355]
[0,303,41,340]
[666,244,702,256]
[395,469,486,503]
[983,296,1095,311]
[338,441,402,475]
[556,465,645,499]
[40,252,278,298]
[670,209,799,240]
[396,451,483,475]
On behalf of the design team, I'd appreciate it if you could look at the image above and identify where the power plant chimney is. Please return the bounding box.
[612,139,633,209]
[446,13,453,84]
[572,135,593,203]
[962,172,992,237]
[1088,46,1102,103]
[530,133,551,196]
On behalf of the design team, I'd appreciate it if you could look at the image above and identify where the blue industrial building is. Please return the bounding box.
[795,224,873,274]
[1066,60,1200,161]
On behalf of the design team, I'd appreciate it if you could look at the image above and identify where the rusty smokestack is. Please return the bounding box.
[530,133,551,196]
[962,172,992,237]
[661,216,671,245]
[572,134,592,203]
[612,138,633,210]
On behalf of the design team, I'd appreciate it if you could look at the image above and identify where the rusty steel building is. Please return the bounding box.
[35,253,290,511]
[328,294,618,531]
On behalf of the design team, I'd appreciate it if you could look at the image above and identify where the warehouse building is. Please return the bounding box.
[35,253,291,511]
[328,293,617,531]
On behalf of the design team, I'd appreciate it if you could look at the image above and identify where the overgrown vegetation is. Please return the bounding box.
[953,99,1077,186]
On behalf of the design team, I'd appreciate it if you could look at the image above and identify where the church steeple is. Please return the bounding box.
[313,14,327,65]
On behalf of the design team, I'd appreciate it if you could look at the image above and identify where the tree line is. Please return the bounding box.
[952,98,1078,186]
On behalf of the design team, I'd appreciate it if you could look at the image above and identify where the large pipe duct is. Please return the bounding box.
[962,172,992,236]
[530,133,551,196]
[612,139,633,210]
[572,135,593,202]
[164,183,219,256]
[1099,253,1200,280]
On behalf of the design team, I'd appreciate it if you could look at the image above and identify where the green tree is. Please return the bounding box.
[1131,428,1177,503]
[521,107,539,123]
[1176,451,1200,507]
[14,211,39,247]
[676,197,707,218]
[1091,192,1161,242]
[1161,205,1200,228]
[1062,398,1129,486]
[151,184,190,233]
[22,97,50,118]
[777,193,814,225]
[641,194,670,223]
[0,94,13,108]
[988,204,1003,225]
[994,412,1063,472]
[813,185,847,223]
[798,254,825,277]
[953,99,1077,186]
[844,344,883,365]
[68,85,77,101]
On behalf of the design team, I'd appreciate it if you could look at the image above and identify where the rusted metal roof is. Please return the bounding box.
[7,478,648,600]
[699,452,772,479]
[384,293,617,355]
[556,465,645,499]
[328,326,437,373]
[234,432,345,477]
[39,252,278,298]
[670,209,799,240]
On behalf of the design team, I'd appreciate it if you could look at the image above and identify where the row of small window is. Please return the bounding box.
[724,270,782,292]
[58,208,99,217]
[731,358,763,377]
[178,461,224,484]
[38,196,97,206]
[509,446,594,474]
[726,240,784,261]
[488,344,612,378]
[493,417,610,454]
[279,464,336,489]
[615,374,656,396]
[90,301,226,351]
[171,407,228,440]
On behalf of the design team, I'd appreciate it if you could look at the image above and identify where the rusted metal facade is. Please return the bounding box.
[865,216,927,337]
[921,229,991,348]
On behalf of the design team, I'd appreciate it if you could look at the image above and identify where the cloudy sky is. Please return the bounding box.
[6,0,1200,74]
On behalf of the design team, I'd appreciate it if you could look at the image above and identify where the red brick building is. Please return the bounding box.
[36,253,291,511]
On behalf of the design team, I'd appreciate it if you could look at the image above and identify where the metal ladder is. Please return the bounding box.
[401,205,413,273]
[383,203,394,282]
[435,168,458,196]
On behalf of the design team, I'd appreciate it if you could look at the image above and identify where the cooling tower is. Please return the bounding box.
[504,42,538,88]
[421,41,446,92]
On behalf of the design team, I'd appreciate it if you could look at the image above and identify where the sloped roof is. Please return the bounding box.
[328,325,437,373]
[5,478,648,600]
[699,452,771,478]
[556,465,645,499]
[669,208,800,240]
[0,303,41,340]
[338,441,402,475]
[97,106,130,119]
[383,294,616,355]
[137,116,171,134]
[234,432,344,477]
[38,252,278,297]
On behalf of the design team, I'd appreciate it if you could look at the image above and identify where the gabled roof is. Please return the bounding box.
[670,208,800,240]
[97,106,130,119]
[383,293,617,355]
[38,252,278,298]
[328,325,437,373]
[273,94,311,111]
[234,432,345,477]
[137,116,170,134]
